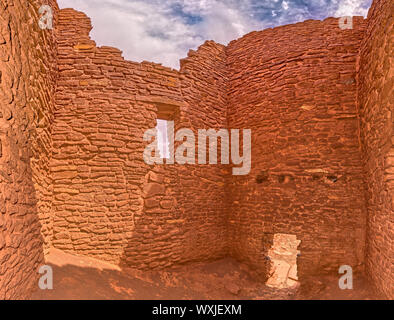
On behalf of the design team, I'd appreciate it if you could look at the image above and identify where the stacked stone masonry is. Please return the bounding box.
[52,9,228,268]
[226,17,368,280]
[0,0,392,299]
[357,0,393,299]
[0,0,58,299]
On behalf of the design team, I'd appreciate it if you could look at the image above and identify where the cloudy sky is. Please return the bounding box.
[57,0,373,69]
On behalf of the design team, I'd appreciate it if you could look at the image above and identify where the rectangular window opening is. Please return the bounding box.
[156,119,170,159]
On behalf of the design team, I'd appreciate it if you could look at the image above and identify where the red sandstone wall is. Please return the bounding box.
[0,0,391,300]
[51,9,228,267]
[226,17,368,279]
[1,0,392,300]
[357,0,393,299]
[122,41,229,267]
[52,9,166,264]
[0,0,57,299]
[123,41,229,267]
[30,0,59,254]
[177,41,229,262]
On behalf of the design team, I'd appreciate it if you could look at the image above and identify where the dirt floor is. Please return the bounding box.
[31,249,383,300]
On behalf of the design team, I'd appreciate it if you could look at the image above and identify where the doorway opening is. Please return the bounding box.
[266,233,301,289]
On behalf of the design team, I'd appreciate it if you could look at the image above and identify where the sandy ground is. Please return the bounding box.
[31,249,383,300]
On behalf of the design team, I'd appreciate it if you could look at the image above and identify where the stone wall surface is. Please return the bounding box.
[123,40,229,268]
[0,0,58,299]
[52,9,174,264]
[0,0,393,300]
[175,40,229,263]
[226,17,369,279]
[30,0,58,255]
[51,9,228,267]
[357,0,393,299]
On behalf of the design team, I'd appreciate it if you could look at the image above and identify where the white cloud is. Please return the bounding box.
[57,0,372,69]
[57,0,198,68]
[57,0,263,69]
[333,0,370,17]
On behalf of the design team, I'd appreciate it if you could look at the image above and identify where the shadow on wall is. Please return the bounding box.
[0,0,60,299]
[0,107,46,296]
